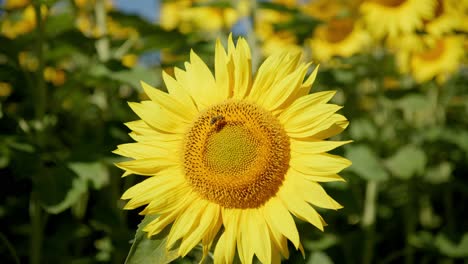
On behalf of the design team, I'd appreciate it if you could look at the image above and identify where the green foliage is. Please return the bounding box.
[125,215,179,264]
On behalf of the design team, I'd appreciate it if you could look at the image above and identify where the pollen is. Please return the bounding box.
[183,100,290,208]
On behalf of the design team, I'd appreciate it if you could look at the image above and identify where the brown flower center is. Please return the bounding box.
[183,100,290,208]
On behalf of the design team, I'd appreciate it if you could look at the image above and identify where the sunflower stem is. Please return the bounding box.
[95,0,110,62]
[362,180,378,264]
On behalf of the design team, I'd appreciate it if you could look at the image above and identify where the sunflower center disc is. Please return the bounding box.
[183,100,290,209]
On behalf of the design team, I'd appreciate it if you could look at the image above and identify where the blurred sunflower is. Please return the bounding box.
[309,18,371,61]
[410,36,464,83]
[1,4,47,39]
[115,36,350,263]
[424,0,462,35]
[360,0,436,38]
[255,8,301,56]
[301,0,346,21]
[160,0,238,33]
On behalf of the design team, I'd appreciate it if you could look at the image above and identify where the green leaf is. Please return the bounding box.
[68,162,110,189]
[34,164,87,214]
[307,251,334,264]
[435,233,468,258]
[346,145,389,181]
[385,145,427,180]
[349,118,377,141]
[125,215,179,264]
[424,162,452,184]
[110,67,161,88]
[304,234,338,251]
[45,13,75,37]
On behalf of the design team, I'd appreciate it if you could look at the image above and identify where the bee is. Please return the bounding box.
[210,115,225,126]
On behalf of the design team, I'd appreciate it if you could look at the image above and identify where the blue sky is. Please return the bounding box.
[113,0,159,21]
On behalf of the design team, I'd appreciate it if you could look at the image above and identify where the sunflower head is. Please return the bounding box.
[115,35,351,263]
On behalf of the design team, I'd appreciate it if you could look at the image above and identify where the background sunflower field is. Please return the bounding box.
[0,0,467,263]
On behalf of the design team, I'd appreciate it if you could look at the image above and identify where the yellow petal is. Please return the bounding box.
[115,157,178,176]
[249,51,301,101]
[247,209,271,264]
[166,198,208,249]
[291,139,352,155]
[279,91,336,121]
[298,64,319,95]
[290,152,351,176]
[290,173,343,210]
[122,171,184,209]
[214,209,240,264]
[128,101,188,134]
[143,194,194,237]
[113,141,177,159]
[311,114,349,140]
[282,104,343,136]
[162,71,197,112]
[179,203,221,257]
[291,167,346,182]
[140,81,196,122]
[278,182,325,231]
[263,197,300,249]
[231,37,252,99]
[215,39,231,99]
[238,210,254,264]
[258,63,311,112]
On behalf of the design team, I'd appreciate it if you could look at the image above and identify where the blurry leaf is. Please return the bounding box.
[110,67,160,88]
[307,251,334,264]
[409,231,434,249]
[346,145,389,181]
[45,13,75,37]
[435,233,468,258]
[304,234,338,251]
[424,162,452,184]
[396,94,429,112]
[89,64,160,88]
[125,215,179,264]
[349,118,377,141]
[34,164,86,214]
[440,129,468,158]
[385,145,426,180]
[68,162,110,189]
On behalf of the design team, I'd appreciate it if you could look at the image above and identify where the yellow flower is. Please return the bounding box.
[122,54,138,68]
[410,36,464,83]
[1,5,47,39]
[4,0,30,9]
[309,18,371,61]
[255,9,300,56]
[44,67,66,86]
[360,0,436,38]
[18,51,38,71]
[261,31,303,57]
[160,0,238,33]
[0,82,13,97]
[115,36,351,263]
[301,0,346,21]
[424,0,462,36]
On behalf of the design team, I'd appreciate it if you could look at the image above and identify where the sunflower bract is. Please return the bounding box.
[114,35,351,264]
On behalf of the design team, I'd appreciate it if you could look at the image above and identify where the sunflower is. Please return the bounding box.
[309,18,371,61]
[424,0,462,36]
[360,0,436,38]
[115,35,351,263]
[410,36,464,83]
